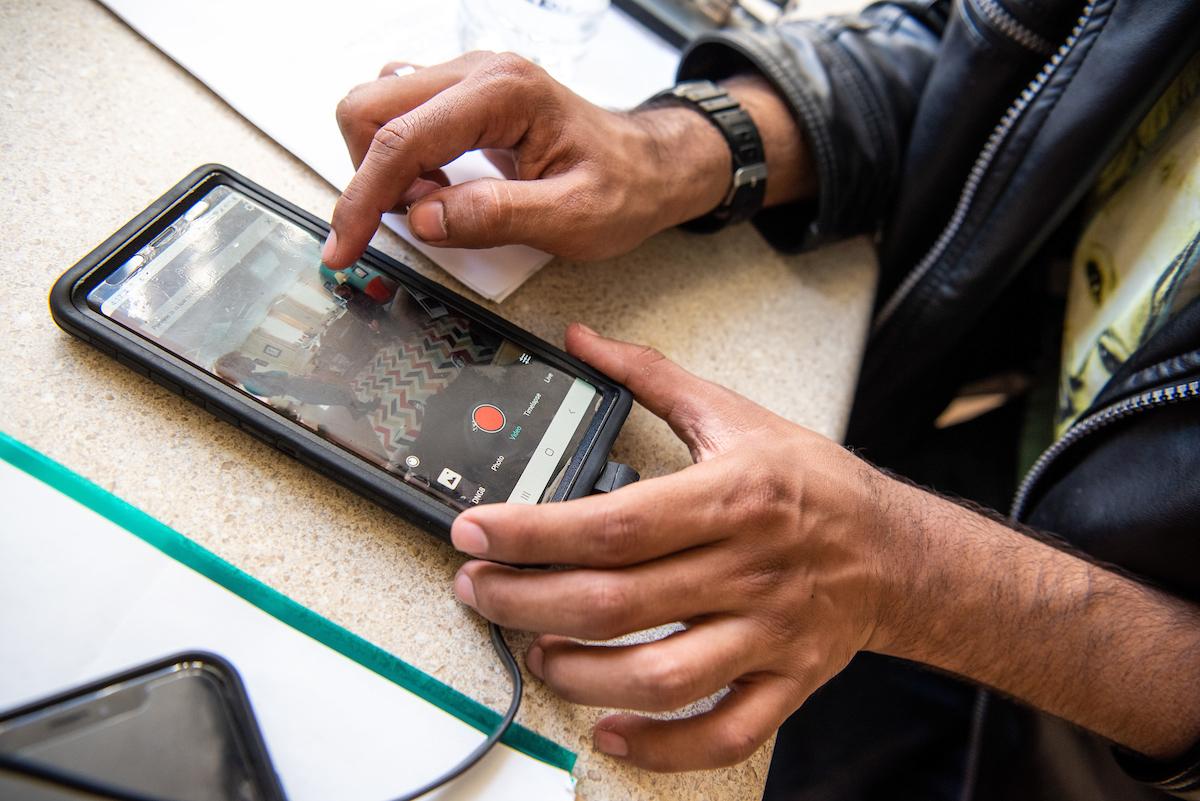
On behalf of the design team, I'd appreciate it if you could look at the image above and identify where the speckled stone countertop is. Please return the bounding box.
[0,1,875,798]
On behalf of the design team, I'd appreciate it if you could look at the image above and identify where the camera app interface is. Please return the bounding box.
[88,185,601,509]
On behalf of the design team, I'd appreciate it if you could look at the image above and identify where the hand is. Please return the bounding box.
[324,52,732,267]
[449,324,892,771]
[447,331,1200,770]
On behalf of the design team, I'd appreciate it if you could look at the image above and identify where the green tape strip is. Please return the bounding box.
[0,431,576,775]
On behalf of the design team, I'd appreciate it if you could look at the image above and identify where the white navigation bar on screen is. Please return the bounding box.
[507,378,597,504]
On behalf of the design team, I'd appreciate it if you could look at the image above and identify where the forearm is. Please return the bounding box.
[629,73,816,230]
[867,476,1200,760]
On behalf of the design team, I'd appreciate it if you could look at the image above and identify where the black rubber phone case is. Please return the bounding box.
[49,165,632,539]
[0,650,288,801]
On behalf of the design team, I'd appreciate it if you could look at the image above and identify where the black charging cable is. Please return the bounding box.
[390,622,522,801]
[0,622,522,801]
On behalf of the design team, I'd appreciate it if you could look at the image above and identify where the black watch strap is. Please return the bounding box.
[644,80,768,232]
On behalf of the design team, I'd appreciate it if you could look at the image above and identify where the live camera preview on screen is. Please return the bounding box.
[87,185,600,510]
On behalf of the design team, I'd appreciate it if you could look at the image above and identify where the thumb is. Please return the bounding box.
[564,324,763,461]
[407,175,572,251]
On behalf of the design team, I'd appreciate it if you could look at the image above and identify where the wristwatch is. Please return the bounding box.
[644,79,768,232]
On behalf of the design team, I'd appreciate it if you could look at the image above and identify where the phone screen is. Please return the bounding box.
[86,185,603,510]
[0,660,275,801]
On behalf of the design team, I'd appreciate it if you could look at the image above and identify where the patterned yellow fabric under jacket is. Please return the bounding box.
[1056,53,1200,436]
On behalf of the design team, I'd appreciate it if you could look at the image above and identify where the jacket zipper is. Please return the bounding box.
[967,0,1056,55]
[1010,378,1200,521]
[872,1,1097,334]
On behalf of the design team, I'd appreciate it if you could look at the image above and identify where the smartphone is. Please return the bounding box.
[0,652,285,801]
[50,166,631,538]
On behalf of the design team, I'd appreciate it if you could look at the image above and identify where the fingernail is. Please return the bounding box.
[576,323,598,336]
[321,229,338,263]
[451,519,488,556]
[525,644,544,679]
[453,571,477,607]
[410,200,447,242]
[594,728,629,757]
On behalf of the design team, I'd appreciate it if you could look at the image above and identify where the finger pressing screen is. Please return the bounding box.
[325,72,536,268]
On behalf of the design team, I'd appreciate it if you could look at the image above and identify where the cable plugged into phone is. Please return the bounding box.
[390,622,521,801]
[591,461,640,494]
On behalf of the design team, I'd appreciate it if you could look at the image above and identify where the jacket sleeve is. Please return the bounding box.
[675,1,948,251]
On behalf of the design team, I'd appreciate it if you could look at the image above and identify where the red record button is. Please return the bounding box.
[472,404,506,433]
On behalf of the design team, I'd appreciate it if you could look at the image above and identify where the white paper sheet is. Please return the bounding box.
[0,458,575,800]
[100,0,679,301]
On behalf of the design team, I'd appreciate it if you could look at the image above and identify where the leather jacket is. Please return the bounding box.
[676,0,1200,796]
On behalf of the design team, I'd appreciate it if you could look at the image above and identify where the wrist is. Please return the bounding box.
[853,471,945,659]
[791,445,916,658]
[628,73,815,235]
[628,104,731,230]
